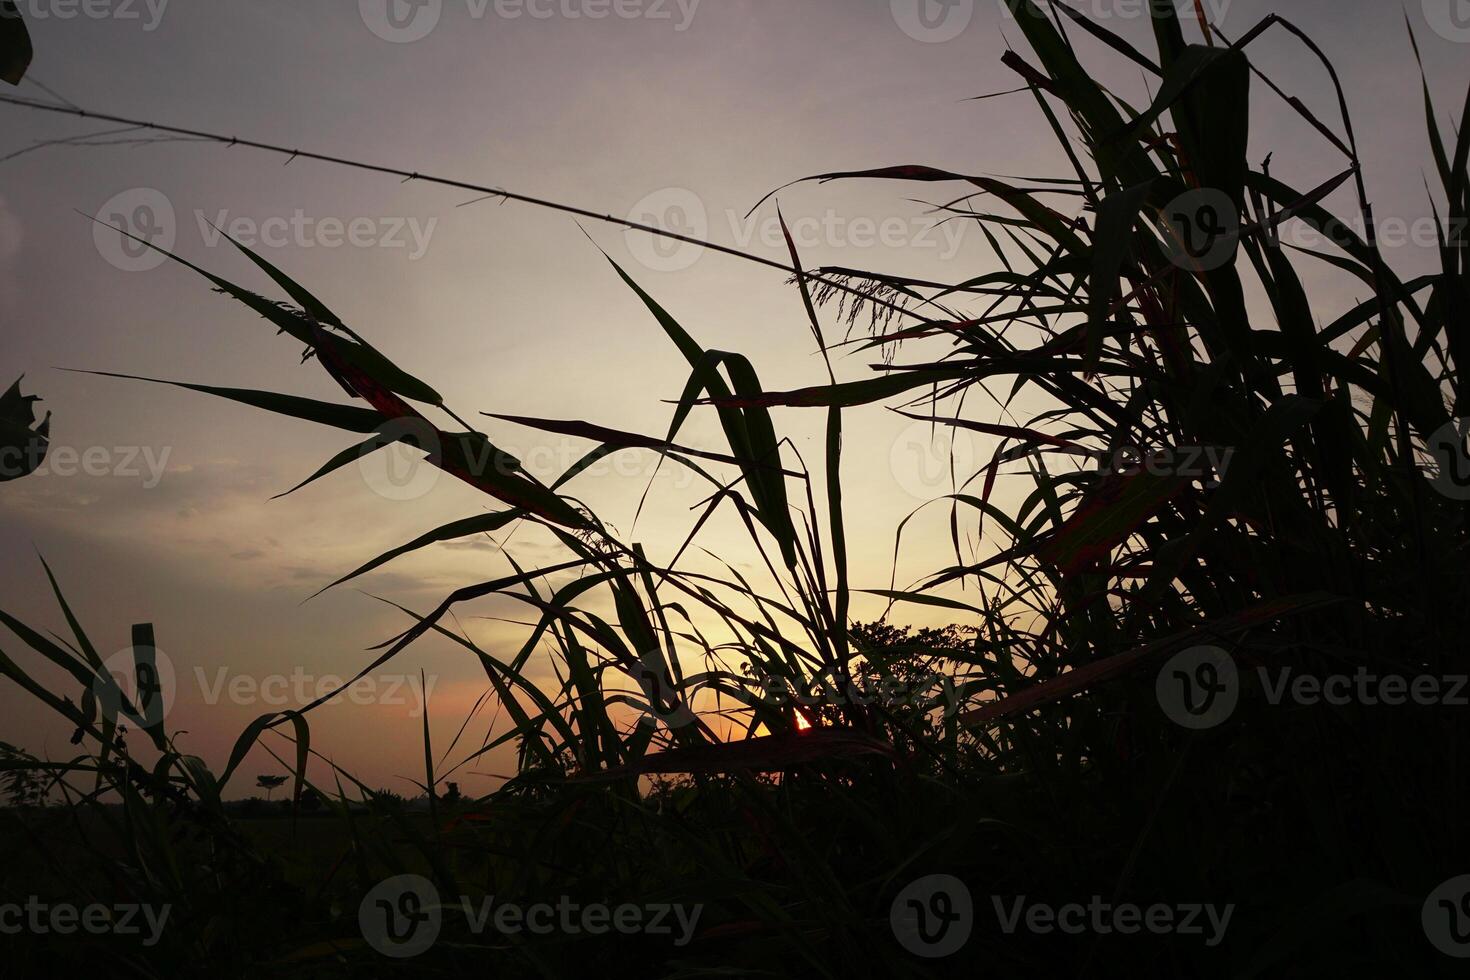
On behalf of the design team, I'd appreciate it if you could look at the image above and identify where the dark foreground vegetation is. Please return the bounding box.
[2,1,1469,976]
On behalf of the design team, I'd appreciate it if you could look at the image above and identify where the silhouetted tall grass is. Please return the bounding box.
[2,1,1469,976]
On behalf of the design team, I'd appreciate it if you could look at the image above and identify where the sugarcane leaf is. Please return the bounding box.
[71,369,382,433]
[0,377,48,483]
[0,1,31,85]
[313,510,524,598]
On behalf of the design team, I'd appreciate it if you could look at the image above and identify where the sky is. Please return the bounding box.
[0,0,1465,797]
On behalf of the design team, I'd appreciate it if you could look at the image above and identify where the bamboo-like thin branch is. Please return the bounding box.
[0,92,928,323]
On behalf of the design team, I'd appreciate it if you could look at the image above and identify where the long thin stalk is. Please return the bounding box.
[0,91,926,323]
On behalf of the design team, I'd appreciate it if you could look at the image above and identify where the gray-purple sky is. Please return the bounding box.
[1,0,1465,796]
